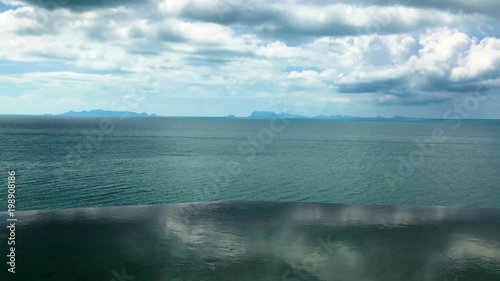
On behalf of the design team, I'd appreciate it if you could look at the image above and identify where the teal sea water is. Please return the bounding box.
[0,116,499,210]
[0,117,499,280]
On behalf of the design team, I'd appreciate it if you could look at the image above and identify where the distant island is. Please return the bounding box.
[38,110,417,119]
[249,111,308,119]
[55,110,159,117]
[248,111,418,119]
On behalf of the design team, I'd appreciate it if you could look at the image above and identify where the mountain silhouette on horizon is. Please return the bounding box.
[56,110,159,117]
[248,111,417,119]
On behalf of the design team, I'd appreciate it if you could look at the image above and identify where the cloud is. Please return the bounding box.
[160,1,485,42]
[327,29,500,106]
[5,0,147,11]
[299,0,500,19]
[0,0,499,117]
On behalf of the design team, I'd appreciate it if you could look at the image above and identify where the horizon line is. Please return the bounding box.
[1,113,500,121]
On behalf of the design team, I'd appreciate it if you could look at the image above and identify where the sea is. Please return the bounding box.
[0,116,498,210]
[0,116,499,281]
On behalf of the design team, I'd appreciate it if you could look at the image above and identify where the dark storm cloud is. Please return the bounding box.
[336,72,500,106]
[375,91,451,106]
[16,0,500,18]
[334,78,456,106]
[174,1,472,40]
[13,0,496,43]
[336,79,405,94]
[254,22,416,44]
[17,0,147,10]
[303,0,500,18]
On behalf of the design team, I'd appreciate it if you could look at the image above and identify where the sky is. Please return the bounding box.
[0,0,499,118]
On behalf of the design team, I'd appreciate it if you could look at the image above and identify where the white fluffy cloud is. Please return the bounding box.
[0,0,498,117]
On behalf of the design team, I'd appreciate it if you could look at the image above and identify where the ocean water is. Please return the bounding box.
[1,117,499,280]
[1,202,500,281]
[0,116,499,210]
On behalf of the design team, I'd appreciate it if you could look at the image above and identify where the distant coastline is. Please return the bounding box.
[47,110,159,117]
[46,110,418,119]
[1,110,497,120]
[246,111,420,120]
